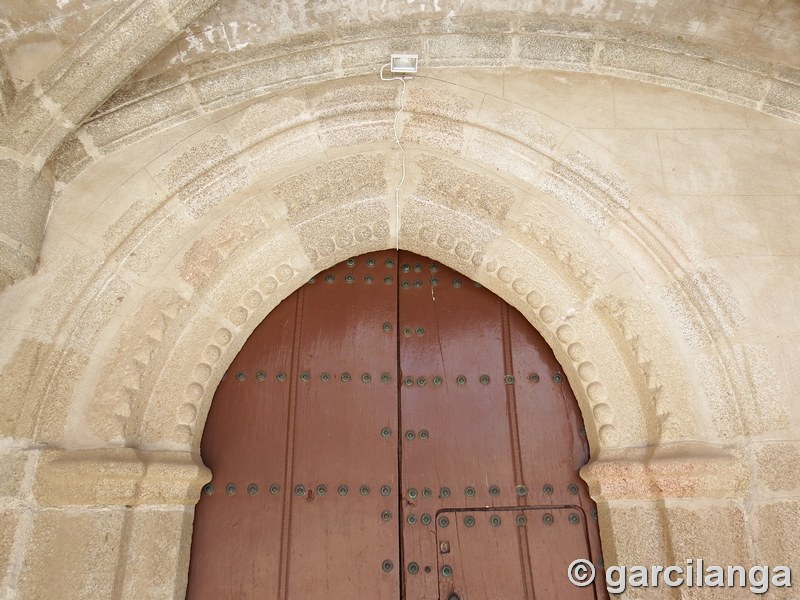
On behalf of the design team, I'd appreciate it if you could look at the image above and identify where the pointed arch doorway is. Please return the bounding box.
[186,250,607,599]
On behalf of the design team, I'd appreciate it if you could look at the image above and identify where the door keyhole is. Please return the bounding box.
[448,595,460,600]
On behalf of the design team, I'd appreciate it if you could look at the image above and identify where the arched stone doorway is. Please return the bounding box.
[186,250,606,599]
[3,60,787,599]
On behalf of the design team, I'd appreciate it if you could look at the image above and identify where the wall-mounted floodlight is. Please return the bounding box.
[379,54,417,251]
[390,54,418,74]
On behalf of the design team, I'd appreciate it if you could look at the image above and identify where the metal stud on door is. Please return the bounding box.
[436,508,599,599]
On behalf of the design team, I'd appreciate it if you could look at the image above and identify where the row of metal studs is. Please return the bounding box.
[405,483,580,500]
[229,371,565,384]
[435,511,583,528]
[308,274,478,287]
[203,482,394,497]
[203,482,584,499]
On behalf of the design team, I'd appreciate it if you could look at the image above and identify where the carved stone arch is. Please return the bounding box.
[111,145,744,593]
[1,6,795,598]
[140,198,645,454]
[10,67,774,600]
[59,12,800,186]
[35,74,750,457]
[18,72,758,462]
[0,0,220,289]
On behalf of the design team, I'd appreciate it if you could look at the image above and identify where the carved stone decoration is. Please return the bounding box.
[596,295,697,442]
[516,204,608,292]
[0,14,797,595]
[89,289,188,444]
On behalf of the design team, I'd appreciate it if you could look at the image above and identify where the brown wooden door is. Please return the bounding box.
[186,251,607,600]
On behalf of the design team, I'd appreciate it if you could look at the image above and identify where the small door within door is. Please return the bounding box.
[436,507,597,600]
[186,251,607,599]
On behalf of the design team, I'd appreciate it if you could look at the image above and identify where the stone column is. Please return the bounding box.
[1,448,209,600]
[583,442,799,599]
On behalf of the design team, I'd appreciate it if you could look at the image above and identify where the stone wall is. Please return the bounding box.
[0,3,799,599]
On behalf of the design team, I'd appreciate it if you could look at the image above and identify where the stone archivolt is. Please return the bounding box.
[7,75,766,461]
[77,16,800,167]
[0,0,218,289]
[4,11,800,293]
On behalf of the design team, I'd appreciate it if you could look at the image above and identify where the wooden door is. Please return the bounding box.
[186,253,400,599]
[186,251,607,600]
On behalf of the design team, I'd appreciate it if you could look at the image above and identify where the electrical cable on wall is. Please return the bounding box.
[380,54,418,250]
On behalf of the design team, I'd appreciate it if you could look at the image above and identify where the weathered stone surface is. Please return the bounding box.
[232,92,309,147]
[155,135,234,195]
[0,159,52,287]
[402,86,476,155]
[179,197,272,290]
[414,153,515,226]
[88,288,189,444]
[754,500,800,569]
[601,503,670,571]
[276,153,387,225]
[52,134,92,184]
[0,340,55,439]
[17,508,126,600]
[582,443,749,500]
[119,508,196,600]
[0,511,19,586]
[518,33,595,70]
[0,450,28,499]
[0,0,217,292]
[272,153,391,266]
[310,82,396,147]
[33,449,209,507]
[43,17,800,192]
[754,441,800,495]
[1,4,799,598]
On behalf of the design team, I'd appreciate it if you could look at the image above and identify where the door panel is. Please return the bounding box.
[187,250,607,600]
[286,252,400,598]
[396,251,606,599]
[437,507,598,600]
[507,307,606,586]
[397,254,519,600]
[186,295,296,598]
[187,252,401,600]
[509,305,589,502]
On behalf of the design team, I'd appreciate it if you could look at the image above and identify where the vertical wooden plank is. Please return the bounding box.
[508,306,606,597]
[526,508,599,600]
[440,508,599,600]
[508,301,608,599]
[398,252,519,599]
[436,509,528,600]
[186,294,297,599]
[509,307,589,507]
